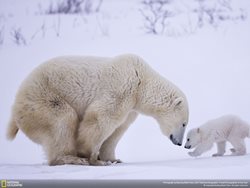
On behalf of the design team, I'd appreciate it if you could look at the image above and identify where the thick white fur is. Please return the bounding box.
[7,54,188,166]
[185,115,250,157]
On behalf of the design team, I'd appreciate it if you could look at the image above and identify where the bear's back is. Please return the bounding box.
[15,54,145,116]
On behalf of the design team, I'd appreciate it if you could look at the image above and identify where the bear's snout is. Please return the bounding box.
[170,134,182,146]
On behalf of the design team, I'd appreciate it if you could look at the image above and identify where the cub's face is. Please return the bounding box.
[184,128,201,149]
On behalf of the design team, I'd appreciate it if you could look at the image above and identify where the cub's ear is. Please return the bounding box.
[197,128,200,133]
[172,97,183,108]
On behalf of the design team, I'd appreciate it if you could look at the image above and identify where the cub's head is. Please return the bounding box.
[184,128,202,149]
[156,97,189,146]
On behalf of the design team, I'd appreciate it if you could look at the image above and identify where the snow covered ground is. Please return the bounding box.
[0,0,250,180]
[1,155,250,179]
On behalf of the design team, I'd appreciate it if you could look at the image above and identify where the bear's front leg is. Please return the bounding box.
[89,149,112,166]
[77,103,126,166]
[99,111,138,163]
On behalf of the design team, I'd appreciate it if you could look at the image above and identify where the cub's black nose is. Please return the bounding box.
[184,145,191,149]
[177,143,182,146]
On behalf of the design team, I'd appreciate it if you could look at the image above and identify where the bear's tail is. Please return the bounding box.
[6,118,19,140]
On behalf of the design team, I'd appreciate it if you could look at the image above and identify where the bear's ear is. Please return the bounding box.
[172,97,183,108]
[197,128,200,133]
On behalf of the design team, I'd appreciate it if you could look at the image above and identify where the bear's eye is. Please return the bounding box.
[183,123,186,127]
[187,138,190,141]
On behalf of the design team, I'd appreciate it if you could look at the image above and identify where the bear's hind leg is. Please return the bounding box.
[212,141,226,157]
[44,116,89,166]
[15,89,89,166]
[43,101,89,166]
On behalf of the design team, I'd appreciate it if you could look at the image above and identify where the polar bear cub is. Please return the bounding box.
[184,115,250,157]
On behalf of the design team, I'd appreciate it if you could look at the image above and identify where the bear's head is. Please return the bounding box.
[135,69,189,146]
[184,128,202,149]
[155,97,189,146]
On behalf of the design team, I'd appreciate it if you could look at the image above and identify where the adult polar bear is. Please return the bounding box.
[7,54,189,166]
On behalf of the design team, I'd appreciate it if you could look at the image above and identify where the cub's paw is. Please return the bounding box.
[212,153,223,157]
[188,151,199,157]
[230,148,236,153]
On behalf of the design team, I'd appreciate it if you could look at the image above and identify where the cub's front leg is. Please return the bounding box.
[188,141,214,157]
[212,141,226,157]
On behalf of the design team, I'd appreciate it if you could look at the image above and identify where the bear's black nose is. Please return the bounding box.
[184,145,191,149]
[170,134,173,140]
[170,134,182,146]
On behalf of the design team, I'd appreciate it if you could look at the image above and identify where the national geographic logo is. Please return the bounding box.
[1,180,23,187]
[1,180,6,188]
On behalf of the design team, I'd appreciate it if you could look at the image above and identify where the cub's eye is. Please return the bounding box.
[187,138,190,142]
[183,123,186,127]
